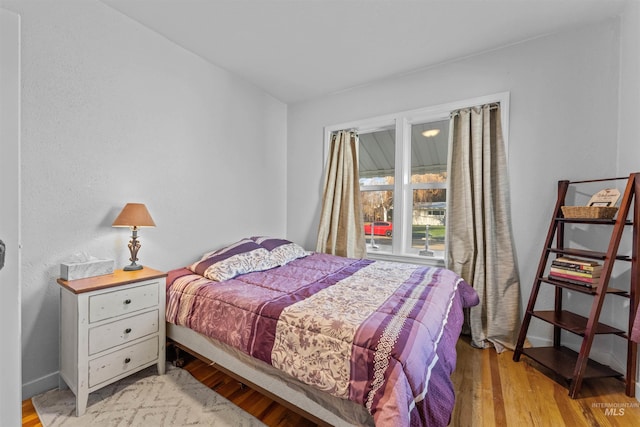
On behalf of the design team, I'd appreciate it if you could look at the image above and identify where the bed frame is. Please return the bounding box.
[167,323,371,427]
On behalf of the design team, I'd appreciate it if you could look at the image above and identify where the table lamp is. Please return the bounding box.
[112,203,156,271]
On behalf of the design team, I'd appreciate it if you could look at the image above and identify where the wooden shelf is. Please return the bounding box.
[555,218,632,226]
[539,277,629,296]
[514,173,639,399]
[531,310,625,336]
[547,248,632,262]
[522,346,622,381]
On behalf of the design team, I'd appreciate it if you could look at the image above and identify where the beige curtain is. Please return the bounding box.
[316,130,366,258]
[446,104,521,353]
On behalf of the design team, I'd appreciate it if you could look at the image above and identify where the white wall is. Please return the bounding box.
[618,1,640,173]
[616,0,640,397]
[2,0,287,398]
[287,18,625,363]
[0,7,22,426]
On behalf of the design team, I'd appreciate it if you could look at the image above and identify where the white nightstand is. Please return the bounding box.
[57,267,167,416]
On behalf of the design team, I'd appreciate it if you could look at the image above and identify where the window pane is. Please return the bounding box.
[411,120,448,184]
[359,128,395,186]
[410,188,446,259]
[361,190,393,252]
[407,120,448,259]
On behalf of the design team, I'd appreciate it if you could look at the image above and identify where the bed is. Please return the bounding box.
[165,237,479,426]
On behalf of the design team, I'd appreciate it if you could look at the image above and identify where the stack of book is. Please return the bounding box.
[549,256,602,287]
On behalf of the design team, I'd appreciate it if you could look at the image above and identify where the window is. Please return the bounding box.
[325,93,509,264]
[358,118,448,260]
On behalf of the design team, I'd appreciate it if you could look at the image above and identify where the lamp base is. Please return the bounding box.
[123,263,143,271]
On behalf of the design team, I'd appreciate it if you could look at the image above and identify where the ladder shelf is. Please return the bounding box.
[513,172,640,398]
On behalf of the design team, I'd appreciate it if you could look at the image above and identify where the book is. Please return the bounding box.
[554,256,601,267]
[549,271,600,285]
[548,274,599,288]
[549,266,601,279]
[552,257,602,272]
[551,264,602,276]
[551,261,602,273]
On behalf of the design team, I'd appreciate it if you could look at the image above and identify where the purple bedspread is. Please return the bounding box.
[166,253,478,426]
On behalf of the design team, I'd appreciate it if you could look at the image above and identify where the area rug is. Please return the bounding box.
[32,365,266,427]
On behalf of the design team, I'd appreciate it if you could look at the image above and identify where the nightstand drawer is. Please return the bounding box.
[88,336,158,388]
[88,310,159,355]
[89,282,158,323]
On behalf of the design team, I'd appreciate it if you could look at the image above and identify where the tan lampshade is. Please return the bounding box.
[112,203,156,228]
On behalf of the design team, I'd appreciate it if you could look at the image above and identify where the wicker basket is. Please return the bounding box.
[561,206,618,219]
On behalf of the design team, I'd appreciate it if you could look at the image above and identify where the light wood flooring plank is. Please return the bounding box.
[23,336,640,426]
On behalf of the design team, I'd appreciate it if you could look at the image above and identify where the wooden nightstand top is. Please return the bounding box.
[57,267,167,294]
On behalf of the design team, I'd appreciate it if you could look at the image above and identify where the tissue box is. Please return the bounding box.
[60,259,114,281]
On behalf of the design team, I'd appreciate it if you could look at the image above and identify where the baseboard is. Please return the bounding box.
[607,350,628,378]
[525,334,549,348]
[22,371,60,400]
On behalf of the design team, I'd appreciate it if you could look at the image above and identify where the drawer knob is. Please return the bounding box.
[124,328,132,334]
[124,299,132,305]
[124,357,131,364]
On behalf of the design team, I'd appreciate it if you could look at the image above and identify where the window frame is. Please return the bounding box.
[324,92,510,266]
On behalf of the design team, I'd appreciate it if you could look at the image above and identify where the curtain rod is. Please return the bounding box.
[331,128,358,135]
[450,102,500,117]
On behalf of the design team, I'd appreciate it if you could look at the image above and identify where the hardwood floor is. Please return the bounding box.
[21,399,41,427]
[22,337,640,426]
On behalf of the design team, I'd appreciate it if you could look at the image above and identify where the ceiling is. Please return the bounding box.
[101,0,628,104]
